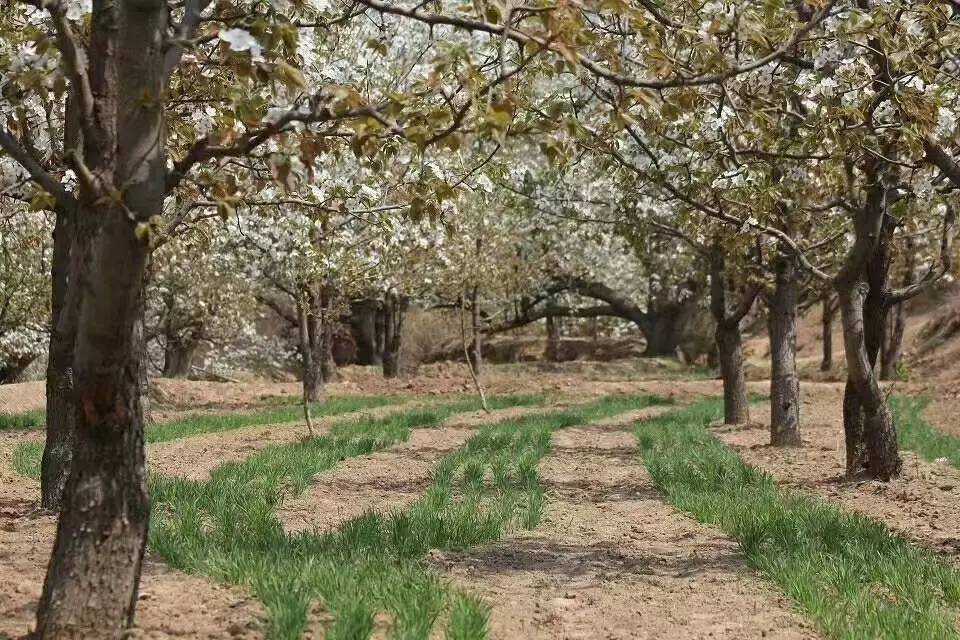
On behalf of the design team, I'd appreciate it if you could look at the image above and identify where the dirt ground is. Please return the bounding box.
[715,384,960,563]
[1,366,959,639]
[0,431,264,639]
[430,408,817,640]
[277,404,549,534]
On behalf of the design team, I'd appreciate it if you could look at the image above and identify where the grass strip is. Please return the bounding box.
[890,395,960,469]
[12,394,402,480]
[0,408,45,431]
[151,393,669,639]
[636,398,960,640]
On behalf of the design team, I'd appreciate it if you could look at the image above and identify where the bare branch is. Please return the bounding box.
[0,126,76,213]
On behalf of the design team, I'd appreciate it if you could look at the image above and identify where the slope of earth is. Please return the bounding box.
[742,283,960,383]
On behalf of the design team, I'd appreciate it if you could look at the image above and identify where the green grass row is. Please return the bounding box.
[0,408,46,431]
[12,394,402,480]
[636,398,960,640]
[151,393,669,639]
[891,395,960,469]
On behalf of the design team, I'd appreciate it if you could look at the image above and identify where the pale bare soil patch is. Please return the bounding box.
[715,383,960,562]
[430,408,817,640]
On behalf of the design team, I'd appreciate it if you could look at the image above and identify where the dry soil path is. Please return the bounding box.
[429,409,817,640]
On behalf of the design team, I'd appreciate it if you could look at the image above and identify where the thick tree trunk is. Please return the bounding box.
[768,252,801,446]
[162,339,198,378]
[0,354,37,383]
[838,281,901,479]
[717,325,749,424]
[36,208,153,637]
[821,293,835,372]
[35,3,164,634]
[837,176,902,480]
[642,311,681,357]
[42,210,78,511]
[348,299,381,366]
[381,290,405,378]
[709,246,751,425]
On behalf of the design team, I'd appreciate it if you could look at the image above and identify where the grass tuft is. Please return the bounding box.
[636,398,960,640]
[151,393,670,639]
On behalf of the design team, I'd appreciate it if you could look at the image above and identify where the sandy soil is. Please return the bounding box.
[430,409,818,640]
[715,384,960,562]
[278,405,545,534]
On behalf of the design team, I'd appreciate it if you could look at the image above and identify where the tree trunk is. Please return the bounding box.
[0,354,37,383]
[709,246,751,425]
[42,210,79,511]
[162,338,198,378]
[544,315,561,362]
[821,293,835,372]
[838,281,901,479]
[298,291,324,403]
[768,251,801,446]
[381,290,405,378]
[880,248,913,381]
[470,288,482,374]
[836,177,902,480]
[320,324,337,383]
[880,300,906,381]
[717,324,749,424]
[642,310,681,357]
[35,2,165,634]
[348,299,381,365]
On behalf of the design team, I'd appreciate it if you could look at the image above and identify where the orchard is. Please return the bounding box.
[1,0,960,638]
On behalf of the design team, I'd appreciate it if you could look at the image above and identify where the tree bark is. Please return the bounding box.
[35,2,165,634]
[544,315,561,362]
[41,209,79,511]
[348,298,381,365]
[836,177,902,480]
[297,290,325,403]
[768,250,801,446]
[821,293,836,372]
[470,287,482,374]
[162,338,198,378]
[880,247,913,381]
[0,354,37,383]
[381,290,405,378]
[709,245,753,425]
[838,281,901,479]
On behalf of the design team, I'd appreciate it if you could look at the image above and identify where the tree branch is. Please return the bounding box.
[0,126,76,213]
[353,0,834,90]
